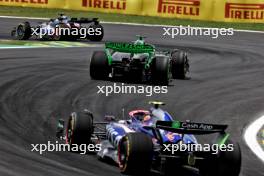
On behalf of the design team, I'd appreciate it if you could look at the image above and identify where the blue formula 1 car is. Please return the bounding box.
[56,102,241,176]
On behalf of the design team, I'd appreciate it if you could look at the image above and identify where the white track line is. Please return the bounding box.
[244,115,264,163]
[0,15,48,20]
[0,15,264,34]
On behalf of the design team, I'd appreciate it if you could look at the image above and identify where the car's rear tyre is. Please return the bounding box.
[88,24,104,41]
[66,111,93,146]
[163,158,184,176]
[118,132,153,175]
[152,56,170,85]
[199,139,241,176]
[90,51,109,80]
[171,50,189,79]
[53,23,70,41]
[16,22,31,40]
[69,23,81,41]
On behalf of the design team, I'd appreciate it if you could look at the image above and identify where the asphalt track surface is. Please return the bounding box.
[0,18,264,176]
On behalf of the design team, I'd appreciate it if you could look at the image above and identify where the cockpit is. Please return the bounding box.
[128,109,165,126]
[49,15,70,27]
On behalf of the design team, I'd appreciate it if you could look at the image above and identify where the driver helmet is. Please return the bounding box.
[134,40,144,45]
[51,19,59,26]
[60,15,69,23]
[142,114,154,126]
[143,114,151,122]
[134,37,145,45]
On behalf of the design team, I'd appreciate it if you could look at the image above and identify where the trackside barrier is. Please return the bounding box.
[142,0,264,23]
[66,0,143,15]
[0,0,263,23]
[0,0,65,8]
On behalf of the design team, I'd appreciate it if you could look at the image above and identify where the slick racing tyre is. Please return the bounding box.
[199,139,241,176]
[152,56,170,85]
[90,51,109,80]
[87,24,104,41]
[16,22,31,40]
[171,50,189,79]
[53,23,70,41]
[163,158,184,176]
[118,133,153,175]
[66,111,93,146]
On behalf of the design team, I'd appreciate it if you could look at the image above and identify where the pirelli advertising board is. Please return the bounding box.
[0,0,65,8]
[66,0,142,14]
[145,0,264,23]
[0,0,263,23]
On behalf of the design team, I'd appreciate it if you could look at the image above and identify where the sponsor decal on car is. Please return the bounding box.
[106,42,154,52]
[181,122,213,130]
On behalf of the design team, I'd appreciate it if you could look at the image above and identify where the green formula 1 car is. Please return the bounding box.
[90,36,189,85]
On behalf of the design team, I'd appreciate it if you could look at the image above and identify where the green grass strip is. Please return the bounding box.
[0,39,91,48]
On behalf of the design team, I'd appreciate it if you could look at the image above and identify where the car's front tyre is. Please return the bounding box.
[118,132,153,175]
[66,111,93,146]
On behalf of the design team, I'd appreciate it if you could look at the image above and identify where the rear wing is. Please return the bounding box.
[105,42,155,53]
[156,121,228,135]
[69,17,99,24]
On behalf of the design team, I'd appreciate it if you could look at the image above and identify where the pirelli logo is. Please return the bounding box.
[225,3,264,20]
[158,0,200,16]
[82,0,126,10]
[0,0,48,3]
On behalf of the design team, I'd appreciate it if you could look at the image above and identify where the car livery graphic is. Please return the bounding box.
[56,101,241,176]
